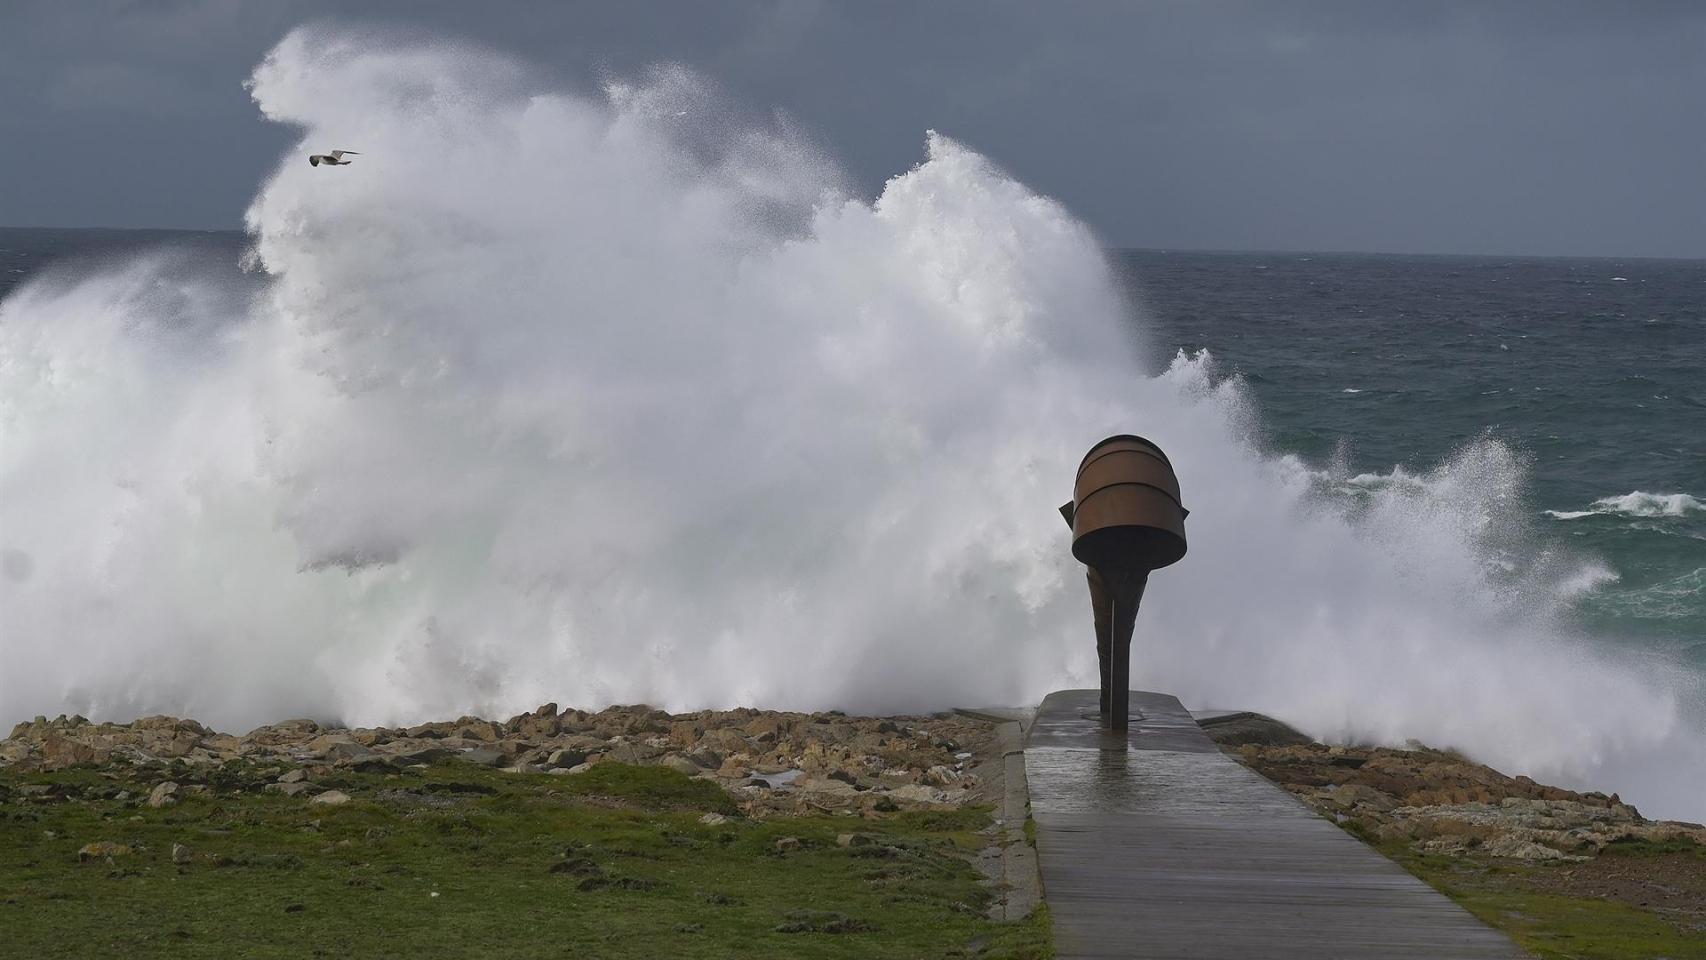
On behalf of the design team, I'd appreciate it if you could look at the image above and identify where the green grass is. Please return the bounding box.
[1366,840,1706,960]
[1436,885,1706,960]
[1,761,1051,959]
[1598,835,1706,860]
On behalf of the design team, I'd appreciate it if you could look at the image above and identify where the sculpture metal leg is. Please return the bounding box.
[1102,570,1148,732]
[1088,568,1112,716]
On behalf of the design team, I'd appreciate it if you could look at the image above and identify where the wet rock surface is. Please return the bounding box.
[2,704,1000,817]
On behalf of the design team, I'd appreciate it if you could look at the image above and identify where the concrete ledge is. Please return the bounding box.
[957,707,1042,921]
[994,719,1041,920]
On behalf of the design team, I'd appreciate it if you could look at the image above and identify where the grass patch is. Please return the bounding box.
[1387,847,1706,960]
[1597,835,1706,860]
[1430,883,1706,960]
[1,761,1050,958]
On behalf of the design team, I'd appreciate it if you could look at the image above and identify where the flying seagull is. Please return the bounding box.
[308,150,359,167]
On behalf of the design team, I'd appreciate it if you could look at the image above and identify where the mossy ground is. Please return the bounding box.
[1352,828,1706,960]
[0,761,1051,959]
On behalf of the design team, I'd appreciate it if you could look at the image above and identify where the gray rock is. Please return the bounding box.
[309,790,351,806]
[387,746,454,766]
[546,748,588,769]
[889,784,946,804]
[458,748,506,767]
[323,741,383,762]
[171,843,192,864]
[266,781,313,797]
[795,776,859,797]
[685,747,723,769]
[277,769,307,784]
[661,755,701,776]
[1325,783,1398,812]
[147,781,180,808]
[1197,712,1314,747]
[1482,836,1581,861]
[923,765,961,786]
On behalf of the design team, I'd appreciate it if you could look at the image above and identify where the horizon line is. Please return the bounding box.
[3,223,1701,264]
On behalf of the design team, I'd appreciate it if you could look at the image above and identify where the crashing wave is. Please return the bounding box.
[1545,492,1705,520]
[1,24,1701,819]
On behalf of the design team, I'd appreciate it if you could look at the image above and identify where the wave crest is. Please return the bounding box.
[1545,492,1705,520]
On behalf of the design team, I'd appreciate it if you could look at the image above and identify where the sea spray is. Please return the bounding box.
[1,25,1700,819]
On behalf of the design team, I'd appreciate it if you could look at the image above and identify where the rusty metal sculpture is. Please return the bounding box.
[1061,435,1187,731]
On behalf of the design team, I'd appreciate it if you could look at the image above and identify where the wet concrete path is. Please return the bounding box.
[1025,690,1524,959]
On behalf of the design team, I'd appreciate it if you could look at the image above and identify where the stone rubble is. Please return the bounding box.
[2,704,1000,817]
[1211,722,1706,862]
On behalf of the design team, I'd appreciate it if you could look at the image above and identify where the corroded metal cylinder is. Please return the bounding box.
[1069,435,1187,574]
[1062,435,1187,731]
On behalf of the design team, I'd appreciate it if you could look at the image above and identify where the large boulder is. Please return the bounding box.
[545,747,589,769]
[41,735,108,770]
[458,748,506,768]
[383,744,456,766]
[1199,712,1314,747]
[508,703,562,740]
[453,718,504,742]
[242,718,321,746]
[148,781,180,808]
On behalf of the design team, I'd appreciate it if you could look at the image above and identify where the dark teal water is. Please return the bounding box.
[4,230,1701,667]
[1120,250,1705,664]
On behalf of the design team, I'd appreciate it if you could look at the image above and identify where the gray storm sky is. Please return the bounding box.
[2,0,1702,258]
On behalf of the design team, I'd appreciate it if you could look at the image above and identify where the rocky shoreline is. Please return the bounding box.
[10,704,1705,856]
[1200,712,1706,862]
[2,704,1003,819]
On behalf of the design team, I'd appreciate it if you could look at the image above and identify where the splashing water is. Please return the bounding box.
[1,26,1700,819]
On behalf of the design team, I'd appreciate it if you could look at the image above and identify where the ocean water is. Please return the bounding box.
[1122,251,1706,664]
[1,26,1702,818]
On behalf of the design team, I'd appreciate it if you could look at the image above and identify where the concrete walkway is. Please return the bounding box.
[1025,690,1525,959]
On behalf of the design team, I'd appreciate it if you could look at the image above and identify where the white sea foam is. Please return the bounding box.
[1545,492,1706,520]
[1553,563,1621,600]
[1,26,1701,819]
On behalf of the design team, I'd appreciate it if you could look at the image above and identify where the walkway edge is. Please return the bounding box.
[994,718,1042,920]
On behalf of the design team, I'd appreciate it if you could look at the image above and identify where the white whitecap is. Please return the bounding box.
[1549,492,1706,520]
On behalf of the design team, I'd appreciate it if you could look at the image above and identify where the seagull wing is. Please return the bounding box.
[330,150,360,159]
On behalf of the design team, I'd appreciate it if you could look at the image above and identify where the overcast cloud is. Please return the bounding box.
[1,0,1702,257]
